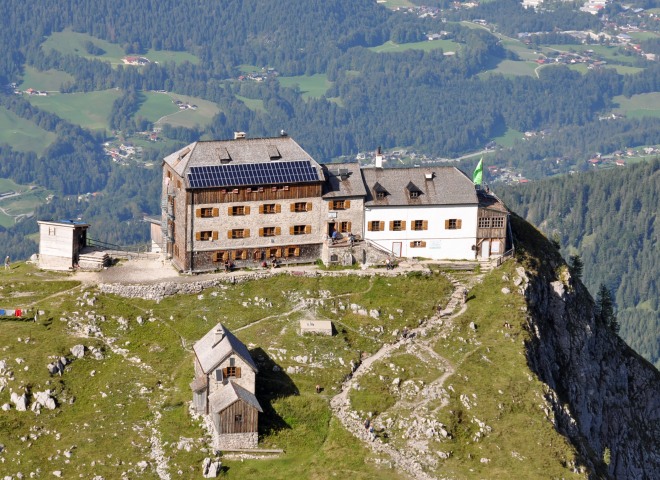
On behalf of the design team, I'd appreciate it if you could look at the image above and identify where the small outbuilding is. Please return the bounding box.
[37,220,89,271]
[191,323,262,449]
[300,320,333,336]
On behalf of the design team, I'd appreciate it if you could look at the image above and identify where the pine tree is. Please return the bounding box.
[569,254,584,280]
[596,284,619,334]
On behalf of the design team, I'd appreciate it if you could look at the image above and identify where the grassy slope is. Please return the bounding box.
[0,106,57,154]
[0,261,584,479]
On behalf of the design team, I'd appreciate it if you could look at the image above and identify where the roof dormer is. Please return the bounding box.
[373,182,388,199]
[406,181,422,199]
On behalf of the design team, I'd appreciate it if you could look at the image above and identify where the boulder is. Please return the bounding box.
[70,345,85,359]
[14,393,27,411]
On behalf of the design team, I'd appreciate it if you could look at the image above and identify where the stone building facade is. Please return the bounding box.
[191,323,262,449]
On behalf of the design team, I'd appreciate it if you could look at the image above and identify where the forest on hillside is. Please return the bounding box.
[501,159,660,368]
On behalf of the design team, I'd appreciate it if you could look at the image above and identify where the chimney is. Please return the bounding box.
[234,131,246,140]
[212,325,225,346]
[280,129,288,137]
[375,146,383,169]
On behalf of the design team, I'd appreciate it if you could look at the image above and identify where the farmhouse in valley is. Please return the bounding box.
[158,134,509,271]
[191,323,262,449]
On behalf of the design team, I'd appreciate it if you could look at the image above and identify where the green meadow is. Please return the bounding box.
[370,39,460,54]
[41,28,199,66]
[20,66,74,92]
[236,95,266,113]
[0,107,57,154]
[613,93,660,118]
[26,90,121,131]
[278,74,333,100]
[148,93,221,128]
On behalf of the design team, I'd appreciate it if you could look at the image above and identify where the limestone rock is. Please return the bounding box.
[70,345,85,359]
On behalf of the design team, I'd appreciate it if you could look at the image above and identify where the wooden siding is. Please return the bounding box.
[192,184,322,204]
[476,209,507,240]
[216,401,259,434]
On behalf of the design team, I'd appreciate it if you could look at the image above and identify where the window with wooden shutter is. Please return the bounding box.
[227,230,233,239]
[401,221,406,230]
[294,247,300,257]
[290,226,295,235]
[368,222,373,231]
[305,225,311,234]
[244,206,250,215]
[196,232,201,241]
[275,248,282,258]
[275,226,281,235]
[275,204,281,213]
[345,200,351,209]
[222,252,229,262]
[422,220,428,230]
[446,219,460,230]
[306,202,313,212]
[212,231,218,240]
[228,206,234,216]
[195,208,202,218]
[259,227,264,237]
[456,219,462,229]
[259,204,264,214]
[389,221,394,231]
[241,250,247,260]
[244,229,250,238]
[410,241,426,248]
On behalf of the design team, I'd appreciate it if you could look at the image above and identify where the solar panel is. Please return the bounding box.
[187,161,320,189]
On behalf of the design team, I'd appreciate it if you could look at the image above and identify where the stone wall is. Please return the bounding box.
[216,432,258,450]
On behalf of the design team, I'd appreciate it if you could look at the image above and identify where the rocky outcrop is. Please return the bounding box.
[517,217,660,479]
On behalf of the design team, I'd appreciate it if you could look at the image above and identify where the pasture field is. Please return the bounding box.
[379,0,415,8]
[236,95,266,112]
[370,39,460,54]
[20,66,74,92]
[493,127,524,147]
[628,31,659,42]
[41,29,199,66]
[0,186,50,227]
[135,92,180,122]
[0,107,57,154]
[613,93,660,119]
[150,93,220,128]
[480,59,537,78]
[278,74,333,100]
[26,90,121,131]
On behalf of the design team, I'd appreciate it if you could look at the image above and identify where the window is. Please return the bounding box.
[376,191,386,199]
[368,221,384,232]
[410,240,427,248]
[229,206,250,216]
[235,414,243,424]
[291,225,311,235]
[338,221,352,233]
[197,207,218,218]
[260,226,281,237]
[389,220,406,231]
[412,220,428,231]
[266,247,281,258]
[48,227,56,236]
[331,200,350,210]
[260,203,280,214]
[212,251,229,263]
[196,231,217,241]
[492,217,504,228]
[445,219,462,230]
[478,218,491,228]
[284,247,300,257]
[292,202,312,213]
[229,229,250,239]
[232,250,248,260]
[410,191,420,198]
[223,366,241,378]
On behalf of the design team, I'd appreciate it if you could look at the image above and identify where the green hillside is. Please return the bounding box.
[0,261,583,479]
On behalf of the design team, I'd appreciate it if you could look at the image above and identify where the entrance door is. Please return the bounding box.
[481,240,490,259]
[392,242,402,257]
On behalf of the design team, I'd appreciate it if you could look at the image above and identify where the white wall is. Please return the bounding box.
[363,204,478,260]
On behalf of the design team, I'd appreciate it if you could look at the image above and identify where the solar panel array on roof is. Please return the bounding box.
[187,160,320,188]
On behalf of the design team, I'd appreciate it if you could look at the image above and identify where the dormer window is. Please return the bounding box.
[267,145,281,160]
[406,181,422,199]
[373,182,388,199]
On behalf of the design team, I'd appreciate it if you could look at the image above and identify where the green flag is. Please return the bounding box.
[472,157,483,185]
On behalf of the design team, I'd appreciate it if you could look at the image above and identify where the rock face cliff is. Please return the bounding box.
[515,216,660,479]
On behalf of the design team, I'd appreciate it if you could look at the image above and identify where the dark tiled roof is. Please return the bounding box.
[362,167,478,206]
[163,136,324,184]
[321,162,367,198]
[477,189,509,213]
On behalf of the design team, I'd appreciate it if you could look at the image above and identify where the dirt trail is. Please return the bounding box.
[330,273,481,480]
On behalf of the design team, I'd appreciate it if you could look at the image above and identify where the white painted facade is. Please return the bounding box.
[37,220,89,271]
[363,204,478,260]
